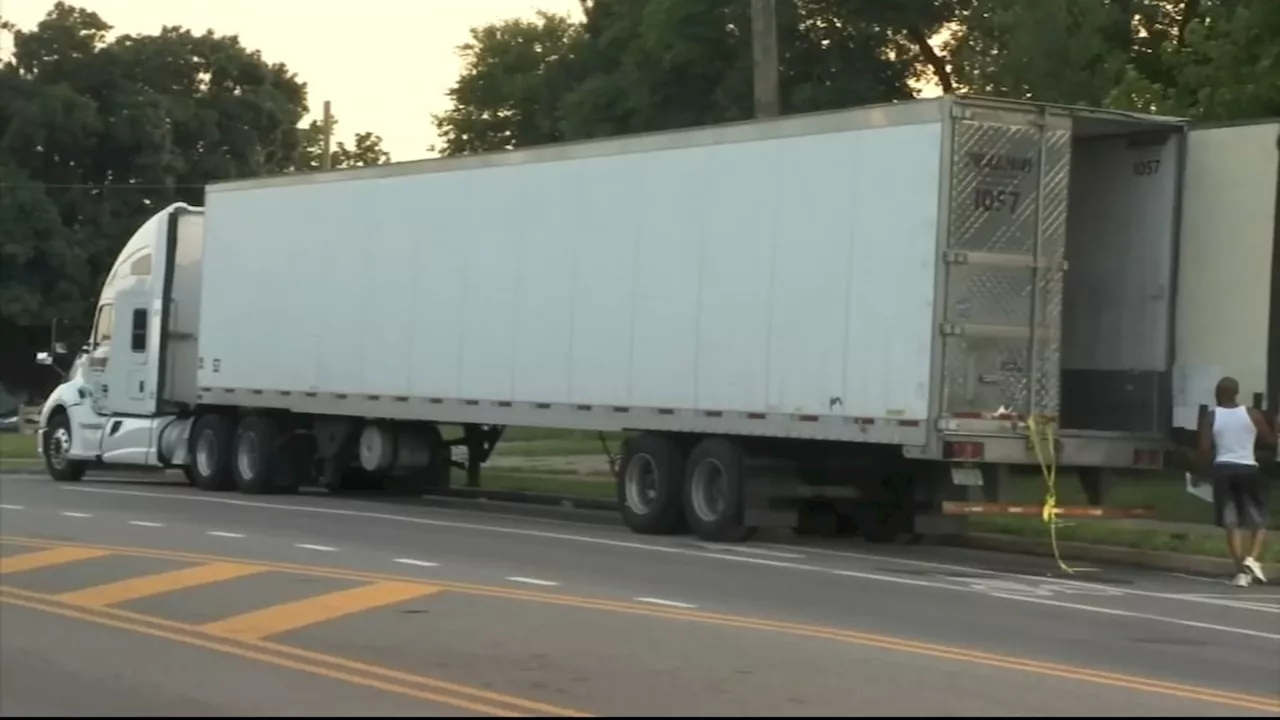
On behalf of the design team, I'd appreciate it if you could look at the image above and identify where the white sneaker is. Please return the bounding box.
[1243,556,1267,584]
[1231,572,1253,588]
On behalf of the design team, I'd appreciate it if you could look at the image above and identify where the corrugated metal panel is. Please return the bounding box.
[198,121,945,423]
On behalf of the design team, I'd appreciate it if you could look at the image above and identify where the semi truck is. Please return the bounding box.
[30,95,1266,543]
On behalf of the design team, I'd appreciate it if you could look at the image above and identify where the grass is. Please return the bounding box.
[479,470,615,500]
[0,433,38,463]
[968,516,1280,564]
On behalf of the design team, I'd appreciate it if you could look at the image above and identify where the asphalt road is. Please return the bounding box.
[1,472,1278,717]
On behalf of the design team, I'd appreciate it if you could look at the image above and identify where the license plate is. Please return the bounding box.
[950,467,984,487]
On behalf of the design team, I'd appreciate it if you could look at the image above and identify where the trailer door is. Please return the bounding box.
[939,103,1073,422]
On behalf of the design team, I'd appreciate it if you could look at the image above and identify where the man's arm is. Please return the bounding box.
[1197,409,1214,469]
[1249,407,1276,447]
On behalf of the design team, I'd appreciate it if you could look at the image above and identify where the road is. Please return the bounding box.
[1,472,1278,717]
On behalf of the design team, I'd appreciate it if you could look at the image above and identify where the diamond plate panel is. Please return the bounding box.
[941,114,1071,419]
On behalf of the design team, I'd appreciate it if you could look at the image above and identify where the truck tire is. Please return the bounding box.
[189,414,235,492]
[42,412,86,482]
[383,423,450,496]
[231,415,292,495]
[682,437,757,543]
[618,432,687,535]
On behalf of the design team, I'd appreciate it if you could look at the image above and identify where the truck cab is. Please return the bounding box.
[35,203,205,480]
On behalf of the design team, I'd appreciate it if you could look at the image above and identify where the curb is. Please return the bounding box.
[948,532,1280,579]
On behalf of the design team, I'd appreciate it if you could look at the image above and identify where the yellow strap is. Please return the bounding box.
[1027,415,1088,574]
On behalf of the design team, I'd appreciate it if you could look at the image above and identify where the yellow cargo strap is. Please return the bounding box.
[1026,415,1090,574]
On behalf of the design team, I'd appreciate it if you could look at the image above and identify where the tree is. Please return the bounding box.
[0,3,391,393]
[944,0,1134,106]
[432,12,586,155]
[432,0,925,156]
[299,118,393,170]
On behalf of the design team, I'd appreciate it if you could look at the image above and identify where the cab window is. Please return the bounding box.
[92,303,114,348]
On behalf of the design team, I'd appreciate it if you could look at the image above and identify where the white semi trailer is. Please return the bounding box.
[33,95,1202,542]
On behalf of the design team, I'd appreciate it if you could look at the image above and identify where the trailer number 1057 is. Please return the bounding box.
[973,188,1021,214]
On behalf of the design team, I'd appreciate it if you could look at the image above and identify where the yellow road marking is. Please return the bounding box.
[57,562,268,608]
[0,546,111,574]
[200,580,443,641]
[3,536,1277,714]
[0,592,565,717]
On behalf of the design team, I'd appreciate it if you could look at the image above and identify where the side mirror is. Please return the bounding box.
[54,342,68,355]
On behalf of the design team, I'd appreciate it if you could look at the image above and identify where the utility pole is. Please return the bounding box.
[750,0,780,119]
[320,100,333,171]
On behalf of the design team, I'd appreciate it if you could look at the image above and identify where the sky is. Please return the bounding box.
[2,0,585,161]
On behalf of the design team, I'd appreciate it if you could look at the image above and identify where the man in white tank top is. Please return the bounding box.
[1198,377,1275,587]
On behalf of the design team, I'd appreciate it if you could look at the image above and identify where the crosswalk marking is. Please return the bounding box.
[200,580,443,641]
[56,562,269,608]
[0,547,112,574]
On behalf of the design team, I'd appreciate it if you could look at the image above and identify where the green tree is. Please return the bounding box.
[432,0,928,156]
[0,2,391,391]
[945,0,1134,106]
[299,118,393,170]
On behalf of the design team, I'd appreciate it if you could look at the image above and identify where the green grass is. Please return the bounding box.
[479,471,615,500]
[0,433,39,462]
[998,467,1280,529]
[969,515,1280,563]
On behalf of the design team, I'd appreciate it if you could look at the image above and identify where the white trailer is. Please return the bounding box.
[35,95,1193,542]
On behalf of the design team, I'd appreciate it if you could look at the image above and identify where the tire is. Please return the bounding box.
[682,437,757,543]
[383,423,451,496]
[189,414,236,492]
[42,412,86,482]
[231,415,289,495]
[617,432,688,535]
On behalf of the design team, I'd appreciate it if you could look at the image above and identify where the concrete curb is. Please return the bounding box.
[948,532,1280,579]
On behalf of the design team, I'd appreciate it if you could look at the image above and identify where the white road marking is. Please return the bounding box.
[1183,593,1280,599]
[506,576,559,586]
[393,558,440,568]
[0,504,24,510]
[696,543,805,559]
[59,485,1280,640]
[295,544,337,552]
[635,597,697,609]
[1163,572,1222,584]
[988,592,1280,640]
[755,540,1279,614]
[59,511,91,518]
[207,531,246,538]
[128,521,165,527]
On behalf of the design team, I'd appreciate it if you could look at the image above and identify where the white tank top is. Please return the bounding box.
[1212,405,1257,467]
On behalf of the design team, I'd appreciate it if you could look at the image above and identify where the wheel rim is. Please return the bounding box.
[623,453,659,514]
[690,458,728,523]
[47,427,72,471]
[195,430,218,478]
[236,432,260,481]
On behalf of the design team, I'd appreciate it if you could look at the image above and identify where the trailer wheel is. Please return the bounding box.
[383,423,450,496]
[618,432,687,535]
[683,437,757,543]
[190,414,235,492]
[231,415,287,495]
[42,411,86,482]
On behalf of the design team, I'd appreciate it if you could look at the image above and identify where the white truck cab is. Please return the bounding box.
[36,202,205,480]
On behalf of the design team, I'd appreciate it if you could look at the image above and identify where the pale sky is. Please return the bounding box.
[2,0,584,160]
